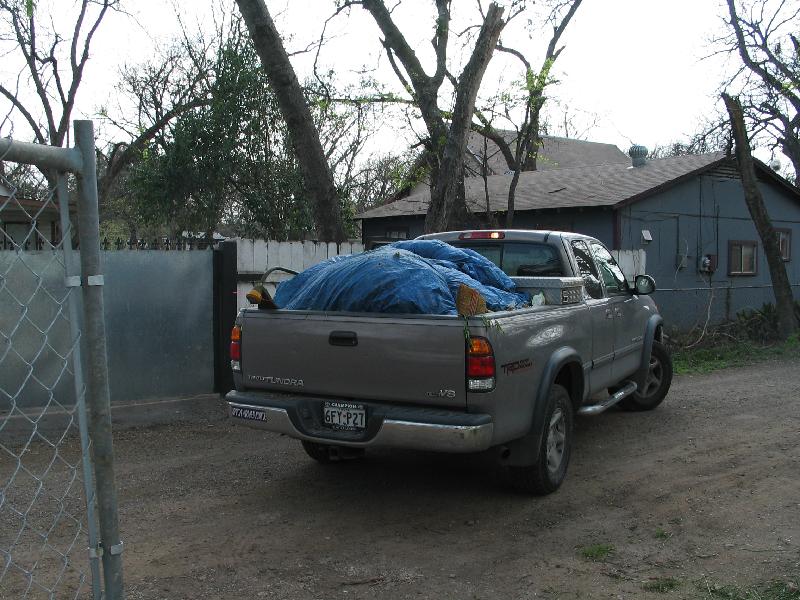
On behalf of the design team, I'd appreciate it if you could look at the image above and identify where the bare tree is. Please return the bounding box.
[722,92,798,338]
[474,0,582,227]
[235,0,347,243]
[0,0,119,147]
[720,0,800,180]
[343,0,513,232]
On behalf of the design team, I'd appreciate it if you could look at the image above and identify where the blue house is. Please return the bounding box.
[356,149,800,330]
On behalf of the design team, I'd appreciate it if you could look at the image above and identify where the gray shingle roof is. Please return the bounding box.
[358,152,727,219]
[464,132,630,175]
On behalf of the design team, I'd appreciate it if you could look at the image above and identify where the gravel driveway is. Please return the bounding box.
[13,358,800,599]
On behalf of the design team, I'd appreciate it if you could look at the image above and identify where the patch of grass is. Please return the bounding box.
[579,543,614,561]
[643,576,681,593]
[654,527,670,540]
[703,578,800,600]
[671,335,799,375]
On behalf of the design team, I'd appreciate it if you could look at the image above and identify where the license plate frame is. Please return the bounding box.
[230,405,267,423]
[323,401,366,431]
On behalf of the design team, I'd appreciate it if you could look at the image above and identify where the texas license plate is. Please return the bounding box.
[323,401,366,431]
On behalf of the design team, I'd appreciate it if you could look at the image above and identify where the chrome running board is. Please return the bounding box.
[577,381,638,416]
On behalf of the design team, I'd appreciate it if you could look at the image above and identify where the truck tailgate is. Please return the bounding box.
[240,311,467,408]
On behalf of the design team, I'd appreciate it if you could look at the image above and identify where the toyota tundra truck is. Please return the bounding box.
[225,230,672,494]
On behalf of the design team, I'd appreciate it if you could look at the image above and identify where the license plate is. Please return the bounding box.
[231,406,267,422]
[323,401,366,431]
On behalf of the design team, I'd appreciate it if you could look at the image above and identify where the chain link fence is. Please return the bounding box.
[1,122,122,599]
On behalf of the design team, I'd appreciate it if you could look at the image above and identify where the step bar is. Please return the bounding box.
[577,381,638,416]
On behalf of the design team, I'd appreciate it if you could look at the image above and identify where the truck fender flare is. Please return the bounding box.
[634,315,664,390]
[502,346,583,467]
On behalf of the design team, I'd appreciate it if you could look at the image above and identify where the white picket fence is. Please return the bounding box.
[234,239,646,309]
[235,239,364,309]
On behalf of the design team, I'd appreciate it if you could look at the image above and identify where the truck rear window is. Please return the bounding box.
[454,242,564,277]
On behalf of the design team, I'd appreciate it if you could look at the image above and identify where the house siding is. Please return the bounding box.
[361,207,615,248]
[361,214,426,244]
[618,174,800,329]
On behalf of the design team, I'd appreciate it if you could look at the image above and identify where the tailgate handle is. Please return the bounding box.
[329,331,358,347]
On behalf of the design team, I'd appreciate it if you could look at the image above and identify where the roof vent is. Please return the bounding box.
[628,144,648,167]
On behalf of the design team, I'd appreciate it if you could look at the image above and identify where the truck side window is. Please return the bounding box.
[589,242,629,294]
[571,240,603,299]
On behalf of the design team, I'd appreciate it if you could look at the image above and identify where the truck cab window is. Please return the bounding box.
[589,242,628,294]
[570,240,603,299]
[454,242,563,277]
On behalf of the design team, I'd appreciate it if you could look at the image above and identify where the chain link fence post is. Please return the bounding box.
[74,120,124,599]
[56,173,102,599]
[0,122,122,598]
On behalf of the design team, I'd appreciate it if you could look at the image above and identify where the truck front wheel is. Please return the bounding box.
[620,341,672,411]
[502,384,573,495]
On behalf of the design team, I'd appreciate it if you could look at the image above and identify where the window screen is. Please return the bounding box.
[777,229,791,261]
[729,241,758,275]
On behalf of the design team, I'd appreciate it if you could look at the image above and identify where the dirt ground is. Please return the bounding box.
[7,358,800,599]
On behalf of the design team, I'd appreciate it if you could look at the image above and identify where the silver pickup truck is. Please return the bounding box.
[225,230,672,494]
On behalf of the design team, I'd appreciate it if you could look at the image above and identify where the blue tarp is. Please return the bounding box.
[390,239,515,290]
[273,241,529,315]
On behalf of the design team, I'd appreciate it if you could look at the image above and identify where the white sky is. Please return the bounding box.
[2,0,761,162]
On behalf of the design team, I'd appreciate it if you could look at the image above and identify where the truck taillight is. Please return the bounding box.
[458,231,504,240]
[467,336,495,392]
[230,325,241,371]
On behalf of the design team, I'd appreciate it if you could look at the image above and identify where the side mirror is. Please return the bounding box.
[634,274,656,295]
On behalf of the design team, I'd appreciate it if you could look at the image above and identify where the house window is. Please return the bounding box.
[385,228,408,240]
[776,228,791,261]
[728,241,758,276]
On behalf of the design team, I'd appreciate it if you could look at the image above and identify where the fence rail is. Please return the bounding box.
[100,237,217,251]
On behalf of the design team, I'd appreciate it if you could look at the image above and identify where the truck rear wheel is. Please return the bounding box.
[502,384,573,495]
[301,440,364,463]
[620,341,672,411]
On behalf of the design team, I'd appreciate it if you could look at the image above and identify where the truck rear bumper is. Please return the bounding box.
[225,390,493,453]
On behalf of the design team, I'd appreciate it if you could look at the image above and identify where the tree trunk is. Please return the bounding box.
[505,169,522,228]
[235,0,347,242]
[423,4,505,233]
[723,93,798,338]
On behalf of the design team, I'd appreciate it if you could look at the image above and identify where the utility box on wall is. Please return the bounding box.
[698,254,717,273]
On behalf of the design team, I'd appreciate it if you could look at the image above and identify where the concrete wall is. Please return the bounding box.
[0,250,214,409]
[618,174,800,329]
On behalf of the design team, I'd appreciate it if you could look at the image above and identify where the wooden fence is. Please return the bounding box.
[235,239,364,309]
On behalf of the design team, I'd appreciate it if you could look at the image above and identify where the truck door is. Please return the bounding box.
[588,242,642,381]
[570,240,616,392]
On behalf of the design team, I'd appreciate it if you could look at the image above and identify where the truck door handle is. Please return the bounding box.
[329,331,358,346]
[605,308,613,319]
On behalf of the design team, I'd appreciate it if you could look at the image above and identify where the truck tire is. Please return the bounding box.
[620,341,672,411]
[301,441,364,463]
[502,384,573,495]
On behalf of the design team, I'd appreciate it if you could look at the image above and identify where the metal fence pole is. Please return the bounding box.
[73,120,125,599]
[56,174,102,600]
